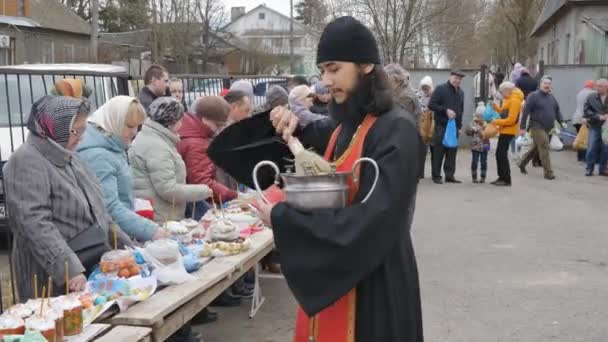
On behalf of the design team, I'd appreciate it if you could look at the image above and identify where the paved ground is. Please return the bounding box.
[199,149,608,342]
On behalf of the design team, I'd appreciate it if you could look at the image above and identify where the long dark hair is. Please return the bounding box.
[358,65,394,116]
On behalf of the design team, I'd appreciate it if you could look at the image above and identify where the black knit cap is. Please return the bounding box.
[316,16,381,65]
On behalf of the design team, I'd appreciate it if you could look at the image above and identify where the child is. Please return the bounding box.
[465,112,491,183]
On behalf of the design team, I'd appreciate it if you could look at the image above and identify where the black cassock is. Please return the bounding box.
[209,107,424,342]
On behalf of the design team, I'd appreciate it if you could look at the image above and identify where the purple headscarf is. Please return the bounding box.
[27,95,89,147]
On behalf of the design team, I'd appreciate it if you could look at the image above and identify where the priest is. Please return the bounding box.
[212,16,424,342]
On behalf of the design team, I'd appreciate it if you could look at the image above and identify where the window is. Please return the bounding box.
[42,41,54,63]
[540,47,545,62]
[272,38,283,48]
[564,34,570,64]
[258,12,265,20]
[63,44,75,63]
[0,38,15,66]
[293,38,303,48]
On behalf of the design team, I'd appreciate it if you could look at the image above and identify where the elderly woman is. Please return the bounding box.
[311,83,330,115]
[385,63,422,124]
[385,64,425,179]
[77,96,166,241]
[288,84,325,127]
[491,82,524,186]
[3,96,131,300]
[129,97,212,223]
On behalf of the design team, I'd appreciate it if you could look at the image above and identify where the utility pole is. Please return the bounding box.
[91,0,99,63]
[289,0,294,74]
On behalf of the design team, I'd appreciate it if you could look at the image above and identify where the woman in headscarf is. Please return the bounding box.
[3,95,131,301]
[288,84,325,127]
[129,97,212,222]
[77,96,167,242]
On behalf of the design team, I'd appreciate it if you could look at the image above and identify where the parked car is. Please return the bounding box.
[0,64,132,233]
[0,64,132,162]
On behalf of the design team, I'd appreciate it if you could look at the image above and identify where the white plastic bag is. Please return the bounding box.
[602,120,608,145]
[516,133,533,148]
[549,134,564,151]
[139,239,195,285]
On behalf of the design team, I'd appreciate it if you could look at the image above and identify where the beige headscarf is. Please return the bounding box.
[88,96,143,136]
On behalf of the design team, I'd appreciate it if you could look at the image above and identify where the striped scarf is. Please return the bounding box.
[27,95,90,146]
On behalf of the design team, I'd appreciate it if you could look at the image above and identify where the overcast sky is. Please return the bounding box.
[221,0,294,17]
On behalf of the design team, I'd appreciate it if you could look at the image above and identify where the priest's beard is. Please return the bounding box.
[328,73,374,124]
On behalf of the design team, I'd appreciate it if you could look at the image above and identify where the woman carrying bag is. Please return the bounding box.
[490,82,524,186]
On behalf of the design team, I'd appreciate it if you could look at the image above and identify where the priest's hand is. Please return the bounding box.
[270,106,299,141]
[254,198,275,227]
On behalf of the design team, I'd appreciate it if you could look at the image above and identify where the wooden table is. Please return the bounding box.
[95,326,152,342]
[108,229,274,342]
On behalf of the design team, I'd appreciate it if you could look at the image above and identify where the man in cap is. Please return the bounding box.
[231,16,423,342]
[429,70,466,184]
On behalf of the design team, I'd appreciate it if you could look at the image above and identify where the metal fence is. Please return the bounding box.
[131,75,290,110]
[540,64,608,122]
[0,68,131,162]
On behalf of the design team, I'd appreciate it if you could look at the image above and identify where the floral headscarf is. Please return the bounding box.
[148,96,184,128]
[27,95,89,146]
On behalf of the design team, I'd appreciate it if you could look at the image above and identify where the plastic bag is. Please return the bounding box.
[482,124,499,140]
[442,119,459,148]
[516,133,533,148]
[140,240,195,285]
[483,104,500,122]
[420,110,433,144]
[573,124,588,150]
[602,120,608,145]
[549,134,564,151]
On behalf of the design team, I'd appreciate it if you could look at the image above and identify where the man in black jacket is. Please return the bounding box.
[428,70,465,184]
[138,65,169,112]
[516,68,538,99]
[583,78,608,176]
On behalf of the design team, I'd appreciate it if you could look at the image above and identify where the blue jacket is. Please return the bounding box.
[77,123,158,241]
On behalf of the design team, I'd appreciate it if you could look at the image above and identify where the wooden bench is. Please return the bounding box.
[109,229,274,342]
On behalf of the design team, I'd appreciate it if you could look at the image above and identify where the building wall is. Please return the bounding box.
[544,65,608,123]
[225,6,318,73]
[0,26,91,65]
[536,4,608,65]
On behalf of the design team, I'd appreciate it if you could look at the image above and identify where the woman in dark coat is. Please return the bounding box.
[3,96,130,301]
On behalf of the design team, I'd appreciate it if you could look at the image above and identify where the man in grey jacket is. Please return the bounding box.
[583,78,608,176]
[518,76,565,179]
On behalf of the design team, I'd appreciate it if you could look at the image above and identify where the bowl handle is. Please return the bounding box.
[252,161,281,204]
[352,157,380,204]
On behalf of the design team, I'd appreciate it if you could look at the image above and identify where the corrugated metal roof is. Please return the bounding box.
[0,15,40,28]
[530,0,600,37]
[29,0,91,35]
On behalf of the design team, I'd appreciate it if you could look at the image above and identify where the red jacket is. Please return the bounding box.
[177,113,238,202]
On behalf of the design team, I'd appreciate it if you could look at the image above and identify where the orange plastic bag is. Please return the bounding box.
[482,124,499,139]
[573,124,588,150]
[420,111,433,144]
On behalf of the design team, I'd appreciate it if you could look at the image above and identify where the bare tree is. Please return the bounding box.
[341,0,460,65]
[192,0,227,72]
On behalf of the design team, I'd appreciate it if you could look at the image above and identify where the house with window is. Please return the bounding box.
[0,0,92,65]
[223,5,319,74]
[531,0,608,65]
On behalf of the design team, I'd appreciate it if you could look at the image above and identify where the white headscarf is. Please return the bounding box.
[88,96,141,136]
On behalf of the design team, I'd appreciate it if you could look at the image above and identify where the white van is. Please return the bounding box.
[0,64,132,161]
